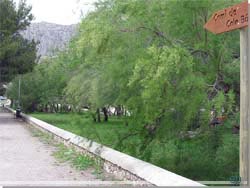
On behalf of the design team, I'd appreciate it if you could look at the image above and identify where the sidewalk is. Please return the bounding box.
[0,111,104,181]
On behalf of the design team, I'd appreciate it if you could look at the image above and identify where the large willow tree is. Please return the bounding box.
[8,0,240,180]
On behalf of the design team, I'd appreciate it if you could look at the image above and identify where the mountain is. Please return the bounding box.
[21,22,78,58]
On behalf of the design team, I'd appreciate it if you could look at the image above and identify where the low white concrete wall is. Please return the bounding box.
[5,107,204,186]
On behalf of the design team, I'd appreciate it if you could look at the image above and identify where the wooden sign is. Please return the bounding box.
[204,1,250,185]
[204,1,248,34]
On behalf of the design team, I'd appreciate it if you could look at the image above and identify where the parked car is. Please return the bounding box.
[0,96,10,107]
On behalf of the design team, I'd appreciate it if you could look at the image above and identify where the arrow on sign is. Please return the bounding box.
[204,1,248,34]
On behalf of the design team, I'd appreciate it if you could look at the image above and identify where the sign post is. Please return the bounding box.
[204,1,249,186]
[240,26,248,187]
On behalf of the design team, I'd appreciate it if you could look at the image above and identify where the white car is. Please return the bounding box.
[0,96,11,107]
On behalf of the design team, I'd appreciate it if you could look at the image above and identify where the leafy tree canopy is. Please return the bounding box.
[0,0,37,95]
[7,0,241,180]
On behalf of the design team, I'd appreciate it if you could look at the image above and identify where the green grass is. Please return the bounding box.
[53,143,103,177]
[30,126,55,145]
[29,125,104,178]
[31,112,128,147]
[30,112,239,182]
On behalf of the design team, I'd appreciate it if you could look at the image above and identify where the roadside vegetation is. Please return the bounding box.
[7,0,241,181]
[0,0,37,95]
[31,112,239,181]
[29,126,106,180]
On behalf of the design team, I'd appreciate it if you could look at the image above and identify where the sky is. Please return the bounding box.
[13,0,97,25]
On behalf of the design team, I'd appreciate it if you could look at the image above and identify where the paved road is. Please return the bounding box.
[0,110,111,181]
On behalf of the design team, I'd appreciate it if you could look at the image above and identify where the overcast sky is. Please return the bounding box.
[13,0,97,25]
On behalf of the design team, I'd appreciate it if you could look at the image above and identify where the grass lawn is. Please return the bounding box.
[31,112,129,148]
[30,112,239,181]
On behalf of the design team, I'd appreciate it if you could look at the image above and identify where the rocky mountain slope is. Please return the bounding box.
[21,22,78,57]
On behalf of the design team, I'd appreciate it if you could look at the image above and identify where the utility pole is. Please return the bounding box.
[18,76,21,108]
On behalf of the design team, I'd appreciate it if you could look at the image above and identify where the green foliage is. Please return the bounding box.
[128,46,207,129]
[8,0,242,181]
[7,57,69,111]
[0,0,37,95]
[53,144,100,172]
[32,113,239,181]
[30,126,104,175]
[31,113,128,147]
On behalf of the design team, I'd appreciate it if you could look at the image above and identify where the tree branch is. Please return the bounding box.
[120,26,173,45]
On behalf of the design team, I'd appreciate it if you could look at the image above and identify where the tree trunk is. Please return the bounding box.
[45,104,48,113]
[31,102,37,112]
[92,112,97,122]
[10,99,14,108]
[96,108,101,122]
[55,104,58,113]
[103,107,108,122]
[116,105,122,116]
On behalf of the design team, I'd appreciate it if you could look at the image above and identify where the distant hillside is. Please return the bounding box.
[21,22,78,57]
